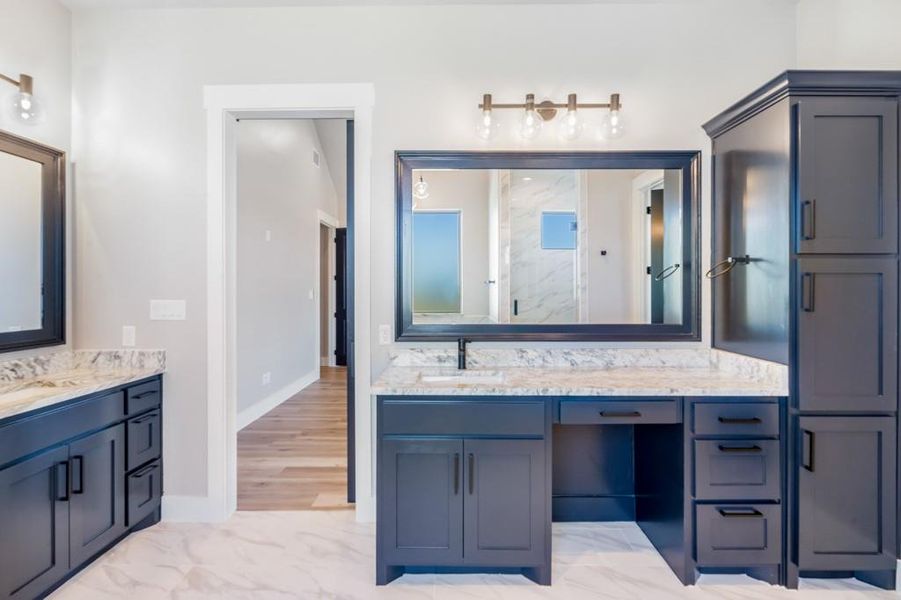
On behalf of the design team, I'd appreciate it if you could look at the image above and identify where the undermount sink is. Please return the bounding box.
[419,370,505,384]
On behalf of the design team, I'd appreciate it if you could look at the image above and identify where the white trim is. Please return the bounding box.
[204,83,375,523]
[315,212,339,372]
[631,170,664,322]
[317,209,339,229]
[236,370,319,431]
[161,495,220,522]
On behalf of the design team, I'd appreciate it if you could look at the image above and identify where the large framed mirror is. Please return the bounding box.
[396,151,700,341]
[0,130,65,352]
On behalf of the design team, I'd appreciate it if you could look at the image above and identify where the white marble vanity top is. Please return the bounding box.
[0,350,165,421]
[372,348,788,397]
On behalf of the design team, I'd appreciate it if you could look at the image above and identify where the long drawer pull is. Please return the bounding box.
[55,461,70,502]
[130,391,158,401]
[71,456,85,494]
[802,430,814,472]
[599,411,642,418]
[453,453,460,495]
[718,508,763,518]
[801,199,816,240]
[801,273,815,312]
[131,411,159,425]
[717,444,762,453]
[468,453,475,495]
[717,416,762,425]
[133,463,160,478]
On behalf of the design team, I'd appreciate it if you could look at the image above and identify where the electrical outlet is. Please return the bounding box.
[261,371,271,386]
[379,324,392,345]
[122,325,136,347]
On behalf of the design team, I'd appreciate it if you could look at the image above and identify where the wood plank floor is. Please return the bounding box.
[237,366,352,511]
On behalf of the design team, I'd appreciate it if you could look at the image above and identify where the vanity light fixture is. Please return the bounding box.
[0,73,44,125]
[412,175,430,202]
[477,92,623,141]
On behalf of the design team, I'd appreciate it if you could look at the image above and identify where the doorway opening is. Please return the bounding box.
[233,117,355,511]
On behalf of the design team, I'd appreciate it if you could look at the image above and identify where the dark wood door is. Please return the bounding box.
[797,97,898,254]
[380,438,463,565]
[69,425,127,568]
[335,227,348,367]
[0,446,69,599]
[463,439,546,566]
[798,416,896,570]
[796,257,898,412]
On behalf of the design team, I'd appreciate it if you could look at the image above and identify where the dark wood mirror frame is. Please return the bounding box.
[395,150,701,342]
[0,130,65,353]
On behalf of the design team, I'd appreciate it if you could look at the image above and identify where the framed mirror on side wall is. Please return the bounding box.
[395,151,700,341]
[0,130,65,353]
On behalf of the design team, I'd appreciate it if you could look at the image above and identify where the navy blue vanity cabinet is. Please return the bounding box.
[705,71,901,590]
[0,376,163,599]
[377,396,551,586]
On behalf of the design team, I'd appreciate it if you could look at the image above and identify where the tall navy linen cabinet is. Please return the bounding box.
[704,71,901,589]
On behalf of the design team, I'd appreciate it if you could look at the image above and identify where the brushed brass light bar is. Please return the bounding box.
[479,92,622,121]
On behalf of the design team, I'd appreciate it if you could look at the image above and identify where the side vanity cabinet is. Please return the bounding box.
[0,377,163,599]
[705,71,901,590]
[377,397,551,585]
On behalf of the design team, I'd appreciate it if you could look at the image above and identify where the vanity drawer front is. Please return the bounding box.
[127,410,161,470]
[559,399,681,425]
[696,504,781,566]
[126,380,161,416]
[381,400,545,436]
[693,402,779,437]
[694,439,780,500]
[127,459,162,526]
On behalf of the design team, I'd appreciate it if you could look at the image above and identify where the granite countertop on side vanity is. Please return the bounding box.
[0,350,166,421]
[371,348,788,397]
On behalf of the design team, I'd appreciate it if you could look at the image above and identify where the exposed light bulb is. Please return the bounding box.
[413,176,430,201]
[599,109,625,140]
[519,107,542,140]
[5,74,44,125]
[558,108,583,141]
[475,109,499,140]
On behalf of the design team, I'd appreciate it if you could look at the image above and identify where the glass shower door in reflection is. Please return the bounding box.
[412,210,462,315]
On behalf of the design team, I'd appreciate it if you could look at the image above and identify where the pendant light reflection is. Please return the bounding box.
[1,73,44,125]
[412,175,430,208]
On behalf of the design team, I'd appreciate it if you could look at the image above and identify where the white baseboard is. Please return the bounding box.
[162,495,227,522]
[236,370,319,431]
[320,356,330,366]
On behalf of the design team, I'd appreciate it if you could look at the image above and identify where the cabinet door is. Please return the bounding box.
[798,416,896,570]
[0,446,69,599]
[797,97,898,254]
[797,257,897,412]
[463,439,546,565]
[69,425,127,568]
[379,438,463,565]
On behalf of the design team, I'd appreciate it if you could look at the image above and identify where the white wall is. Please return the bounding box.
[314,119,348,225]
[235,119,339,416]
[70,2,799,501]
[414,170,490,317]
[0,0,71,359]
[796,0,901,69]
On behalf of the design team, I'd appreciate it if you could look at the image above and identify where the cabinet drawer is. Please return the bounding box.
[127,460,162,526]
[126,380,161,416]
[693,402,779,437]
[696,504,781,566]
[559,399,681,425]
[694,439,780,500]
[127,410,161,470]
[381,400,545,437]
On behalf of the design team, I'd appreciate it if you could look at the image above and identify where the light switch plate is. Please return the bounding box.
[379,324,392,346]
[150,299,187,320]
[122,325,136,347]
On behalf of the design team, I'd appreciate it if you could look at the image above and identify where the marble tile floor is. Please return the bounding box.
[50,511,900,599]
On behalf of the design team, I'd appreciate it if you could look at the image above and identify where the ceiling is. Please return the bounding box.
[60,0,794,10]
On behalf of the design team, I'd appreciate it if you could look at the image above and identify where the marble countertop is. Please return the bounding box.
[0,350,165,422]
[372,348,788,397]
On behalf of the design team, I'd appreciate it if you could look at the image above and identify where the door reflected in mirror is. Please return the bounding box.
[0,150,43,333]
[410,168,683,326]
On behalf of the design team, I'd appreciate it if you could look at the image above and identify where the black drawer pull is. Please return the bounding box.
[55,461,70,502]
[718,508,763,518]
[802,429,814,472]
[133,463,159,478]
[71,456,85,494]
[717,444,762,453]
[801,199,816,240]
[453,453,460,495]
[599,411,642,418]
[801,272,815,312]
[131,411,159,425]
[131,391,158,401]
[717,416,762,425]
[468,453,475,495]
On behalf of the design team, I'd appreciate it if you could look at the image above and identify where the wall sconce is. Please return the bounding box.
[476,92,624,141]
[412,175,430,207]
[0,73,44,125]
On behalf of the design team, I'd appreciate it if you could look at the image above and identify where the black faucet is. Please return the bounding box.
[457,338,470,370]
